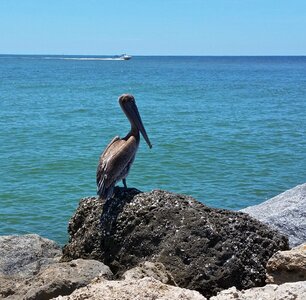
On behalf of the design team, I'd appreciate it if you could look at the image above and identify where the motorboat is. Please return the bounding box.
[120,54,132,60]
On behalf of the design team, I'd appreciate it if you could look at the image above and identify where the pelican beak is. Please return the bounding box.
[120,95,152,148]
[131,102,152,148]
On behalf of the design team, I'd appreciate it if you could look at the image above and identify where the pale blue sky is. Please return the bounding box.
[0,0,305,55]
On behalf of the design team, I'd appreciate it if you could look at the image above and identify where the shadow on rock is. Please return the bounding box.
[99,187,141,268]
[100,187,141,236]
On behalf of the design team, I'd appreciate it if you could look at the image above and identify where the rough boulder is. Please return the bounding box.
[241,183,306,247]
[62,188,288,298]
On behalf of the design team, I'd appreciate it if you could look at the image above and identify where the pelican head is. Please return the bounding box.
[119,94,152,148]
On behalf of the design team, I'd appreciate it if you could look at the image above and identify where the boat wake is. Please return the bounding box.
[60,57,126,61]
[45,54,132,61]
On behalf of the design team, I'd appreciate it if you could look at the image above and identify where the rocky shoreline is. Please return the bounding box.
[1,183,305,299]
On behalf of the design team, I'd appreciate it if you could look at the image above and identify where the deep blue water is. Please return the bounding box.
[0,55,305,245]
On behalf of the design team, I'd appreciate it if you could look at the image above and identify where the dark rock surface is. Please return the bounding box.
[241,183,306,247]
[62,188,289,298]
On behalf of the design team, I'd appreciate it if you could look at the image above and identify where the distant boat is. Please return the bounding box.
[59,54,132,61]
[119,54,132,60]
[111,54,132,60]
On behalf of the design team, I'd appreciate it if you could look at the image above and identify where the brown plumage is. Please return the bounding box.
[96,94,152,200]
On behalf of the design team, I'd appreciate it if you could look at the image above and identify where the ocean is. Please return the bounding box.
[0,55,305,245]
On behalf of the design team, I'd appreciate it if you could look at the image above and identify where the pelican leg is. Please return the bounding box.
[122,178,127,189]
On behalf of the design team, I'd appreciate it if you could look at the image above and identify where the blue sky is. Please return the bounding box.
[0,0,305,55]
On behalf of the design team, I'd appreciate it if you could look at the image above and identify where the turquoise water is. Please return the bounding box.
[1,55,306,245]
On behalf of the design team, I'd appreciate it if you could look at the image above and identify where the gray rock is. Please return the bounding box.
[266,243,306,284]
[241,183,306,247]
[210,281,306,300]
[0,234,62,278]
[62,188,288,298]
[1,259,112,300]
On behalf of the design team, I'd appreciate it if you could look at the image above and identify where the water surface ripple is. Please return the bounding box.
[1,55,305,244]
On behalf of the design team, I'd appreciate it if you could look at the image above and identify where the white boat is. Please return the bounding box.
[120,54,132,60]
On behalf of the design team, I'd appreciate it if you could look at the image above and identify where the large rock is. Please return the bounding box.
[62,188,288,298]
[0,234,112,299]
[0,259,112,299]
[55,274,206,300]
[266,243,306,284]
[210,281,306,300]
[241,183,306,247]
[0,234,62,278]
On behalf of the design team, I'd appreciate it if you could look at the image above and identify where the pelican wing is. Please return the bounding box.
[97,136,138,198]
[99,136,120,160]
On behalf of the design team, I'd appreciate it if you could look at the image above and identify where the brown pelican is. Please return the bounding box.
[97,94,152,200]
